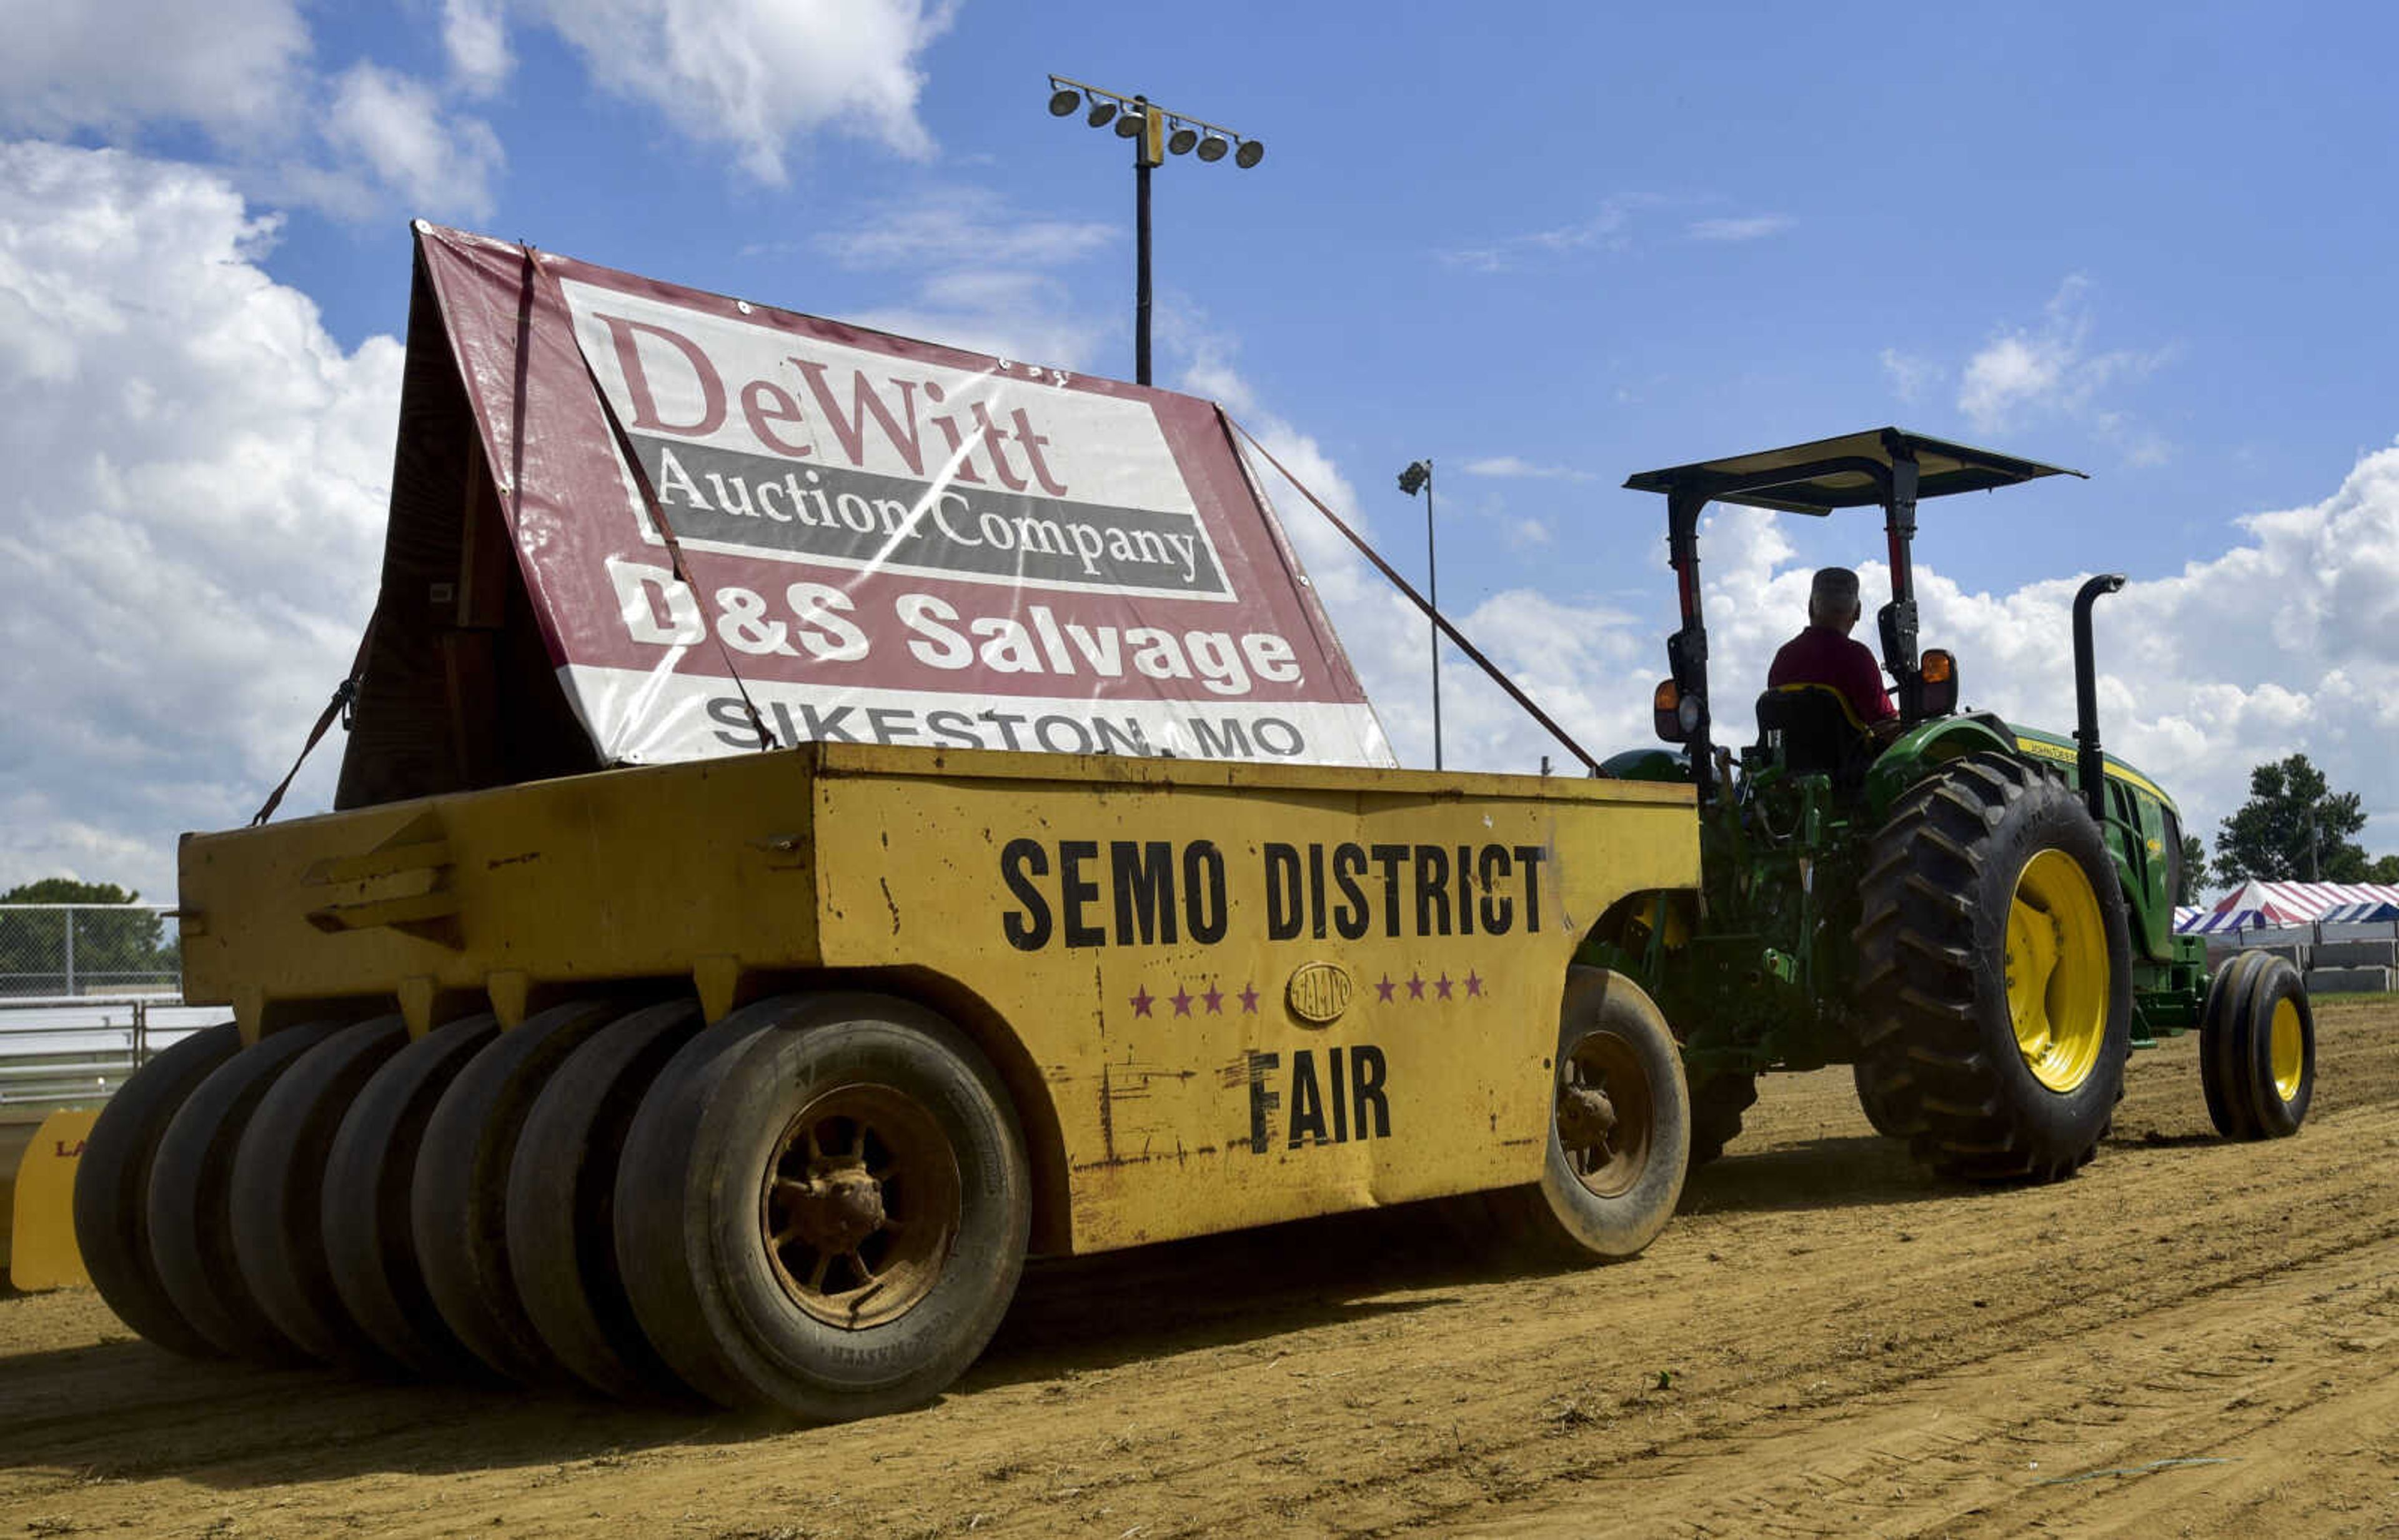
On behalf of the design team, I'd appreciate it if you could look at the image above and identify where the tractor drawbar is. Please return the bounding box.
[2072,572,2126,823]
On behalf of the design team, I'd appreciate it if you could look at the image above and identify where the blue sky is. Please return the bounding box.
[4,0,2397,896]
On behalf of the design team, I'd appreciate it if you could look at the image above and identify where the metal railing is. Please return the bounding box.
[0,906,207,1108]
[0,996,224,1110]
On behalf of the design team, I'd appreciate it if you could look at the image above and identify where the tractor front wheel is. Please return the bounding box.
[2201,951,2313,1139]
[1686,1071,1757,1169]
[1854,753,2132,1183]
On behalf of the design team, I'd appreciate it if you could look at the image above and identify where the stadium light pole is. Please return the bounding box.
[1045,76,1264,385]
[1398,459,1440,770]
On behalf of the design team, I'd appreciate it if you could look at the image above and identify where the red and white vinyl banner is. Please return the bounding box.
[417,223,1393,768]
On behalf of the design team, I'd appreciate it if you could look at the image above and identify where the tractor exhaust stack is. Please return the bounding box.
[2072,572,2127,823]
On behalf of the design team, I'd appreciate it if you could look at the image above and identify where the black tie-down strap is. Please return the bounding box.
[251,610,375,826]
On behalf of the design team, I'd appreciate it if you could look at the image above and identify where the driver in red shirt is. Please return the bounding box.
[1768,567,1897,731]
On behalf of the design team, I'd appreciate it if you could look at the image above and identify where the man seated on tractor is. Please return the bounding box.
[1768,567,1899,740]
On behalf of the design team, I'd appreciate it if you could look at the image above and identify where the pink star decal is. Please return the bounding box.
[1406,971,1426,1001]
[1130,986,1154,1017]
[1435,973,1454,1000]
[1202,983,1224,1013]
[1465,970,1484,997]
[1239,983,1259,1013]
[1375,973,1396,1003]
[1170,985,1193,1016]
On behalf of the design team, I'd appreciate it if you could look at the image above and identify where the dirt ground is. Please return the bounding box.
[6,998,2398,1539]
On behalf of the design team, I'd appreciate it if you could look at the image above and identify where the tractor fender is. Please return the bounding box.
[1863,713,2017,817]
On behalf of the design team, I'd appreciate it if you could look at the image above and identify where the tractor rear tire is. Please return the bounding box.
[1484,967,1689,1260]
[1854,753,2132,1183]
[507,999,705,1399]
[2202,951,2313,1139]
[229,1015,410,1369]
[411,998,624,1386]
[146,1020,347,1362]
[1686,1072,1757,1169]
[71,1020,242,1358]
[1852,1058,1924,1140]
[320,1015,500,1380]
[615,994,1031,1421]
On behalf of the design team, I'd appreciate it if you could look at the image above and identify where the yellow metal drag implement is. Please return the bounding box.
[72,227,1706,1422]
[97,748,1702,1419]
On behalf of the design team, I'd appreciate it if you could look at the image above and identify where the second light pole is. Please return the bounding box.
[1398,459,1441,770]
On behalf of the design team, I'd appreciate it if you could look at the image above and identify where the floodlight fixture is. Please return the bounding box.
[1041,73,1264,385]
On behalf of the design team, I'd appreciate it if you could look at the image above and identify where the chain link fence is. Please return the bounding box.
[0,905,199,1108]
[0,903,179,999]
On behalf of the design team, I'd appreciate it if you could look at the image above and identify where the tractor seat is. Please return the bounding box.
[1753,683,1874,792]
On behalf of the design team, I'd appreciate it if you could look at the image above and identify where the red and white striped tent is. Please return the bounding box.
[2177,880,2399,933]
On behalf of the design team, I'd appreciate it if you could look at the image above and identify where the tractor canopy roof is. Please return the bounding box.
[1624,427,2084,515]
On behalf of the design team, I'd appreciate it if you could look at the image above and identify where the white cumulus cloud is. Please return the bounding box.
[820,190,1115,271]
[442,0,515,96]
[0,0,311,142]
[0,142,400,896]
[320,62,504,218]
[1688,450,2399,865]
[1461,455,1596,482]
[1957,276,2169,441]
[531,0,956,182]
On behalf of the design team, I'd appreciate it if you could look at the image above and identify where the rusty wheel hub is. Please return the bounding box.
[1556,1031,1653,1200]
[760,1084,961,1331]
[1556,1083,1617,1150]
[783,1163,888,1254]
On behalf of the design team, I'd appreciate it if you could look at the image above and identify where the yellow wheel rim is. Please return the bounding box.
[2005,849,2110,1093]
[2269,996,2305,1103]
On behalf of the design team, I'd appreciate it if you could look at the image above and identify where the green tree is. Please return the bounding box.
[2371,853,2399,884]
[0,877,173,996]
[2212,754,2372,883]
[2178,833,2209,905]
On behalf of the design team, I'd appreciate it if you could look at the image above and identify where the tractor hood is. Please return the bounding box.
[2003,723,2179,815]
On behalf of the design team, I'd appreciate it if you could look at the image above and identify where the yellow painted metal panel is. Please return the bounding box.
[808,755,1697,1253]
[181,752,828,1035]
[179,742,1697,1253]
[7,1110,96,1290]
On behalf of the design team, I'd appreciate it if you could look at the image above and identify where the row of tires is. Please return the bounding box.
[73,991,1035,1422]
[73,966,1699,1421]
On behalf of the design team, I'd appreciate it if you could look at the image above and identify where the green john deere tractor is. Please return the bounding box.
[1582,427,2315,1182]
